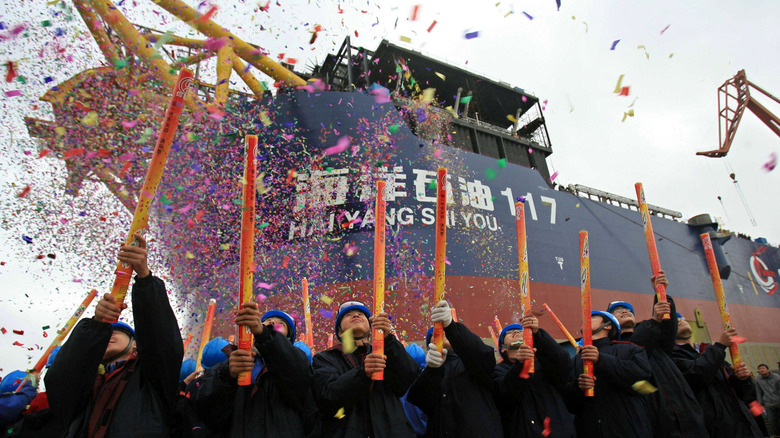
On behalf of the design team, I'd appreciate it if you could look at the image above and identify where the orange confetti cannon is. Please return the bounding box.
[372,181,387,380]
[182,333,193,351]
[302,278,313,348]
[543,303,578,348]
[238,135,258,386]
[515,200,534,375]
[17,290,97,390]
[195,298,217,371]
[108,68,193,310]
[635,183,669,319]
[432,168,448,351]
[700,233,742,366]
[493,316,503,334]
[580,231,594,397]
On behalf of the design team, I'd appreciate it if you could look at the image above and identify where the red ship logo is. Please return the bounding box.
[750,246,778,295]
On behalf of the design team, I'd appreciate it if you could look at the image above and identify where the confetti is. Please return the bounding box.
[632,380,657,394]
[410,5,420,21]
[464,31,480,40]
[4,90,22,97]
[17,185,31,198]
[610,40,620,51]
[660,24,671,35]
[197,6,218,23]
[748,401,764,416]
[427,20,437,33]
[334,407,346,419]
[320,295,333,305]
[522,11,534,20]
[323,136,351,156]
[762,152,776,172]
[731,336,747,344]
[542,416,551,436]
[341,328,356,353]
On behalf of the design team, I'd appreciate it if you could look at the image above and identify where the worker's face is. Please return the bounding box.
[610,306,635,328]
[501,329,523,359]
[264,317,289,337]
[103,331,134,361]
[677,318,692,338]
[758,365,770,377]
[340,310,370,337]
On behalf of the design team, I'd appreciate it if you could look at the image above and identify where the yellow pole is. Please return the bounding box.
[215,43,234,107]
[174,50,215,67]
[153,0,306,87]
[73,0,121,63]
[88,0,202,112]
[147,33,206,49]
[232,56,267,97]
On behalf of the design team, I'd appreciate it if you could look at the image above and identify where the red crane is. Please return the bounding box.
[697,70,780,158]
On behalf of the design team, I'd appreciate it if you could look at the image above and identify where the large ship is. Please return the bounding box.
[25,0,780,369]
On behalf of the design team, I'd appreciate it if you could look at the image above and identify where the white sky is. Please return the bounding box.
[1,0,779,374]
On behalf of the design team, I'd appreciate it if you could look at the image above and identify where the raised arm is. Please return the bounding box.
[44,318,112,429]
[444,322,496,384]
[382,334,420,397]
[595,345,651,392]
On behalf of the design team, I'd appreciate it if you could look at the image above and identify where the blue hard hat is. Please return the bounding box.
[111,322,136,338]
[591,310,621,339]
[499,324,524,348]
[405,343,426,369]
[607,301,635,316]
[201,337,230,369]
[46,346,61,368]
[294,340,313,364]
[334,301,371,340]
[262,310,296,343]
[0,370,28,393]
[180,358,196,382]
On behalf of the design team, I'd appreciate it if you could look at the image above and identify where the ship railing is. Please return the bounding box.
[567,184,683,220]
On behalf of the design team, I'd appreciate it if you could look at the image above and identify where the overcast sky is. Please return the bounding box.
[1,0,778,374]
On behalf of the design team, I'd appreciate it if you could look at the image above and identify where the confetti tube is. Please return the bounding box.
[195,298,217,371]
[580,231,594,397]
[432,168,448,351]
[701,233,742,365]
[488,326,500,352]
[543,303,578,348]
[493,317,503,334]
[302,278,313,348]
[238,135,258,386]
[515,200,534,374]
[372,181,387,380]
[108,68,193,311]
[17,290,97,390]
[182,333,193,351]
[635,183,669,319]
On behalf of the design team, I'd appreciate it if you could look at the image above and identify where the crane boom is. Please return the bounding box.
[697,70,780,158]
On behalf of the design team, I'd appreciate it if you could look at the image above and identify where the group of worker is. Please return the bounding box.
[1,235,779,438]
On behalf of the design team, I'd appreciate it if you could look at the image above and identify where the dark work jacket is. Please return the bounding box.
[493,329,575,438]
[567,337,652,438]
[44,275,183,438]
[174,378,220,438]
[671,343,762,438]
[194,327,316,438]
[313,334,417,438]
[621,295,708,438]
[407,322,503,438]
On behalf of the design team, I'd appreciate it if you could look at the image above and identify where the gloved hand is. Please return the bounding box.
[431,300,453,327]
[426,343,447,368]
